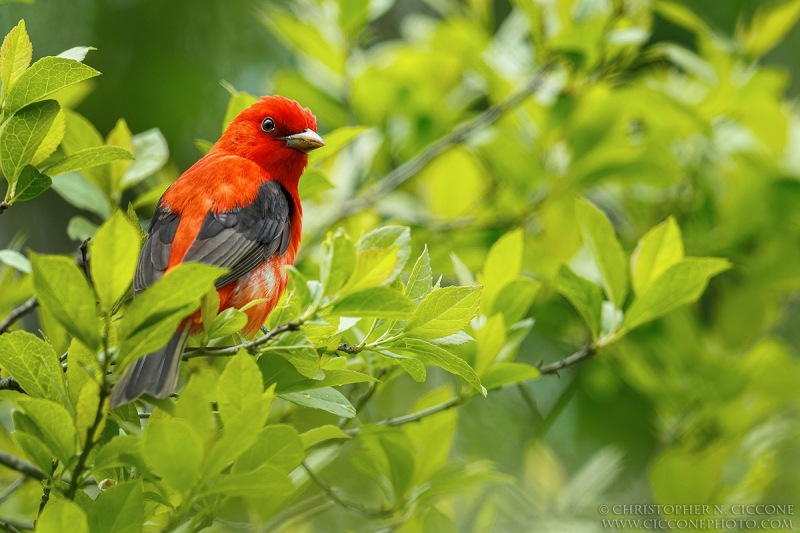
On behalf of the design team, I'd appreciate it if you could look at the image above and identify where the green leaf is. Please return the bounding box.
[218,349,264,424]
[481,362,541,391]
[405,286,482,339]
[490,277,541,325]
[62,109,104,153]
[90,211,141,311]
[75,380,103,448]
[204,358,273,474]
[118,263,225,368]
[738,0,800,56]
[300,425,351,449]
[11,164,51,202]
[16,397,76,464]
[88,481,144,533]
[13,432,53,474]
[142,418,203,491]
[57,46,95,62]
[105,118,133,191]
[574,198,628,308]
[50,172,112,218]
[0,99,59,184]
[623,258,732,331]
[0,331,67,403]
[93,435,145,472]
[206,307,248,339]
[120,128,169,189]
[259,330,321,379]
[333,286,415,319]
[46,145,133,177]
[319,228,355,298]
[631,217,684,295]
[379,350,427,382]
[67,216,99,242]
[479,229,523,313]
[555,265,603,338]
[31,107,66,166]
[391,338,486,396]
[202,463,292,497]
[4,56,100,114]
[37,500,89,533]
[342,225,411,294]
[0,21,32,97]
[341,246,399,295]
[0,248,30,272]
[31,253,100,349]
[222,88,258,130]
[281,368,379,393]
[233,424,304,473]
[406,245,433,302]
[281,387,357,418]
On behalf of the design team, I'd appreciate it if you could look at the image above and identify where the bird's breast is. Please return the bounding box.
[225,256,291,335]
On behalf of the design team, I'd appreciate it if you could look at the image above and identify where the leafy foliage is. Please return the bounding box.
[0,1,799,531]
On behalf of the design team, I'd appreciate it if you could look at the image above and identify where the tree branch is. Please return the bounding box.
[0,376,24,393]
[0,517,31,533]
[0,297,38,335]
[306,63,555,246]
[0,451,47,482]
[343,396,462,436]
[0,477,26,505]
[537,345,597,375]
[183,321,300,359]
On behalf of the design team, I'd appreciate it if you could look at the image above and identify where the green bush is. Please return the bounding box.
[0,1,798,531]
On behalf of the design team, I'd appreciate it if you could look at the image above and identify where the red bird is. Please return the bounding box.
[110,96,323,407]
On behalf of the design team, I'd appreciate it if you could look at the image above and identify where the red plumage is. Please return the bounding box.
[109,96,323,407]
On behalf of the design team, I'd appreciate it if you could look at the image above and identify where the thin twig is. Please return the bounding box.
[0,297,38,335]
[343,396,462,436]
[0,451,47,482]
[0,517,31,533]
[305,63,555,246]
[0,477,26,505]
[65,311,112,500]
[37,478,51,517]
[301,462,392,519]
[183,322,300,358]
[258,494,332,533]
[538,345,596,374]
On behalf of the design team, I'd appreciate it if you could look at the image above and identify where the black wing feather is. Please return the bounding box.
[182,180,292,288]
[134,208,180,294]
[133,181,292,294]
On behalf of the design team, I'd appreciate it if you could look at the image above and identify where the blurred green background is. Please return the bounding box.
[1,0,800,531]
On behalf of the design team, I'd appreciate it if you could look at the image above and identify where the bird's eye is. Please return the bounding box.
[261,117,275,133]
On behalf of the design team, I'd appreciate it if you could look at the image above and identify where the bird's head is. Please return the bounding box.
[217,95,324,182]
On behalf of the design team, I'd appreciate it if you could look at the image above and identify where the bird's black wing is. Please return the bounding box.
[134,206,180,294]
[180,180,292,289]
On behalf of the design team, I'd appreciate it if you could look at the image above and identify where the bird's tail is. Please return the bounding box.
[109,327,190,408]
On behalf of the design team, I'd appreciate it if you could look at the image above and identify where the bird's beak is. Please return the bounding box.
[283,129,325,153]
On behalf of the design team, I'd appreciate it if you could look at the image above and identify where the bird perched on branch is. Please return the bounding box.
[110,96,324,408]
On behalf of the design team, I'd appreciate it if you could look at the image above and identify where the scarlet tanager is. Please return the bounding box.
[109,96,324,407]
